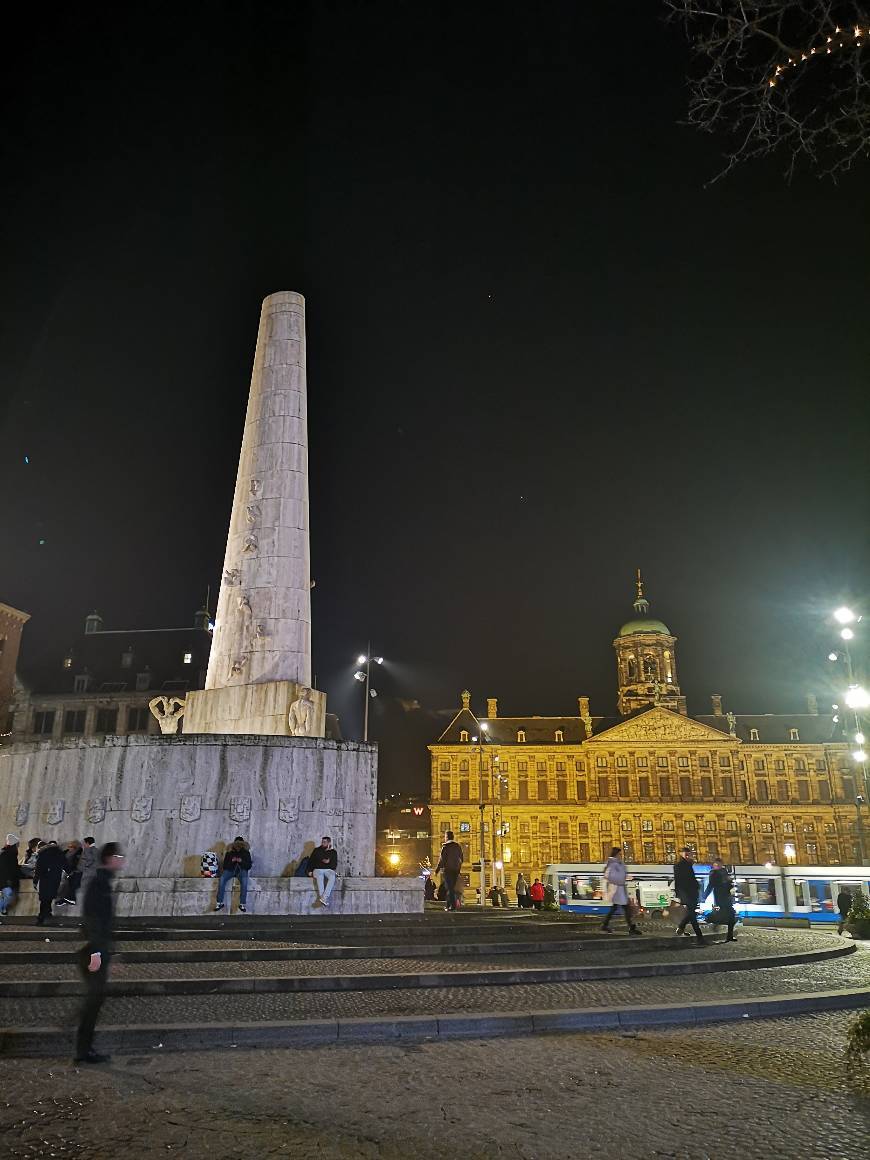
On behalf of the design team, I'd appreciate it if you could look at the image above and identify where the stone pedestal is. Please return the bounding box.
[183,681,326,737]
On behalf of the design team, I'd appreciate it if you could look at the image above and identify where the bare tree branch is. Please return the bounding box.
[666,1,870,179]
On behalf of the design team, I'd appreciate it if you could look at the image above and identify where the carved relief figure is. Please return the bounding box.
[278,796,299,823]
[242,534,258,554]
[180,795,202,823]
[245,503,261,525]
[86,797,107,824]
[288,686,315,736]
[149,695,186,735]
[626,654,638,682]
[254,623,267,642]
[223,567,241,585]
[249,479,261,496]
[237,594,252,615]
[15,802,29,828]
[131,796,153,823]
[44,799,65,826]
[229,657,247,678]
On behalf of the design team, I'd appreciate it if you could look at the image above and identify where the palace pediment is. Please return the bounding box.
[587,706,733,745]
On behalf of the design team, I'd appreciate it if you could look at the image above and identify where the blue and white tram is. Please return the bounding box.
[543,863,870,925]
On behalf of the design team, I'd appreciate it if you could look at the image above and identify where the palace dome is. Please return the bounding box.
[617,617,671,637]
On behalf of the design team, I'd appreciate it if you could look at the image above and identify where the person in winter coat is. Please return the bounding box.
[515,873,529,909]
[75,842,124,1064]
[308,836,339,908]
[529,878,545,909]
[78,837,98,898]
[214,837,253,913]
[703,857,737,941]
[435,831,464,911]
[673,847,704,945]
[837,888,853,935]
[34,841,66,925]
[19,838,41,880]
[601,847,641,934]
[56,841,83,907]
[0,835,21,916]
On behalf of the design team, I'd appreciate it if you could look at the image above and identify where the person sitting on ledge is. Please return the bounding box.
[214,836,253,914]
[308,836,338,908]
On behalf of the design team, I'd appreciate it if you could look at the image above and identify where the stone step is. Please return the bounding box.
[0,943,850,998]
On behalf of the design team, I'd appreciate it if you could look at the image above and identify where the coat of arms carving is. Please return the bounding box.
[44,799,65,826]
[229,796,251,823]
[15,802,29,828]
[180,795,202,823]
[278,796,299,823]
[324,797,343,818]
[131,795,153,823]
[86,797,107,824]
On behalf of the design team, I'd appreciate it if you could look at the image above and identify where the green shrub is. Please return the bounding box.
[847,889,870,938]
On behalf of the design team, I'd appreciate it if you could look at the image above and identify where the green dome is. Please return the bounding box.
[618,618,670,637]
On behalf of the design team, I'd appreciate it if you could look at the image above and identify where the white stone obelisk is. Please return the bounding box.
[184,291,326,736]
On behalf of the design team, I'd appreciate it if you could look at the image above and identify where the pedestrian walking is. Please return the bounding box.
[435,830,464,911]
[79,837,98,898]
[308,835,338,907]
[0,834,21,917]
[515,872,529,908]
[673,846,704,945]
[529,878,545,910]
[33,840,66,925]
[601,846,641,935]
[75,842,124,1064]
[837,887,853,935]
[213,836,252,913]
[703,857,737,941]
[56,841,83,907]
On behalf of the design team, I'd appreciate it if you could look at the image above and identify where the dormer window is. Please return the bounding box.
[135,672,150,692]
[459,730,469,743]
[121,649,134,669]
[555,730,564,743]
[749,728,759,741]
[73,674,91,693]
[789,728,800,742]
[517,730,526,743]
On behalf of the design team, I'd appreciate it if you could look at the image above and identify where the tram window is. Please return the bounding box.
[735,877,777,905]
[803,880,833,912]
[793,880,807,907]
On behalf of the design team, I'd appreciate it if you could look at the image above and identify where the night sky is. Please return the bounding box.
[2,2,868,794]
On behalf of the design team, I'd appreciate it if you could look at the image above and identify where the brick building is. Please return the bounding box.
[429,577,865,882]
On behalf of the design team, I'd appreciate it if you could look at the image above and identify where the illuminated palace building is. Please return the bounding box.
[429,577,865,881]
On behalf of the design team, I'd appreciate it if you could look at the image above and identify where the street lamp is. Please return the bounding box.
[353,643,384,743]
[845,685,870,710]
[834,607,857,625]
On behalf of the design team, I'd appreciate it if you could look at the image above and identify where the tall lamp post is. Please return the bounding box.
[828,607,868,864]
[353,644,383,743]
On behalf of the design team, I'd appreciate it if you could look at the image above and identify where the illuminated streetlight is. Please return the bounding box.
[354,643,385,742]
[841,627,855,641]
[834,606,856,624]
[856,733,866,745]
[388,851,401,867]
[828,652,839,662]
[845,685,870,710]
[853,750,868,764]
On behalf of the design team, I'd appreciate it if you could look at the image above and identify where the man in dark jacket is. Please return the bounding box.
[33,841,66,925]
[703,857,737,941]
[75,841,124,1064]
[214,837,253,913]
[0,834,21,916]
[673,847,704,945]
[435,831,464,911]
[308,836,338,907]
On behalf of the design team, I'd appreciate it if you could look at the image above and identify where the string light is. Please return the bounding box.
[768,26,865,87]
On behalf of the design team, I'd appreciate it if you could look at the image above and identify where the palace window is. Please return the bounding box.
[774,759,785,771]
[440,779,451,800]
[818,781,831,802]
[460,730,469,742]
[556,778,567,800]
[558,821,569,837]
[596,756,607,768]
[537,779,549,801]
[598,776,610,799]
[621,819,632,832]
[700,776,713,798]
[638,776,650,799]
[578,822,589,835]
[789,728,800,742]
[576,779,587,801]
[459,759,469,772]
[641,819,653,832]
[826,843,840,861]
[127,706,151,732]
[756,780,769,802]
[555,761,566,772]
[659,776,671,798]
[749,728,759,741]
[536,761,547,772]
[721,776,733,797]
[806,842,819,859]
[824,822,836,834]
[815,760,827,772]
[637,757,648,768]
[643,842,655,861]
[684,820,696,833]
[519,822,530,835]
[458,780,469,802]
[657,756,668,768]
[719,755,731,767]
[776,780,789,802]
[783,821,794,834]
[678,756,689,768]
[555,730,564,743]
[616,756,628,768]
[616,775,628,797]
[599,820,611,832]
[842,775,856,799]
[33,710,55,735]
[797,780,810,801]
[439,760,450,772]
[794,758,806,771]
[698,756,710,768]
[705,820,717,832]
[538,821,550,834]
[679,776,692,799]
[63,709,86,734]
[517,730,526,743]
[518,761,528,772]
[575,760,585,772]
[761,821,773,833]
[95,708,117,733]
[726,819,738,832]
[663,820,674,832]
[63,656,72,669]
[753,759,765,771]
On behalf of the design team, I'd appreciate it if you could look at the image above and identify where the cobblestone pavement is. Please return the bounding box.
[0,1013,867,1158]
[0,929,849,981]
[3,945,867,1028]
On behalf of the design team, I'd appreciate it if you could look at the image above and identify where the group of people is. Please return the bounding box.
[211,835,339,911]
[0,834,100,924]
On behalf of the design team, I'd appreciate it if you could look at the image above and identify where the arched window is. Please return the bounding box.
[643,655,659,681]
[459,758,469,772]
[459,730,469,742]
[626,654,637,681]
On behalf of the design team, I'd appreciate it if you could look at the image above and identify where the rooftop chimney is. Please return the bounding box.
[84,611,103,635]
[711,694,723,716]
[487,697,498,719]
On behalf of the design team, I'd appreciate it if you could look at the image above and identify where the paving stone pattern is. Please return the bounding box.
[0,1013,866,1158]
[3,946,867,1027]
